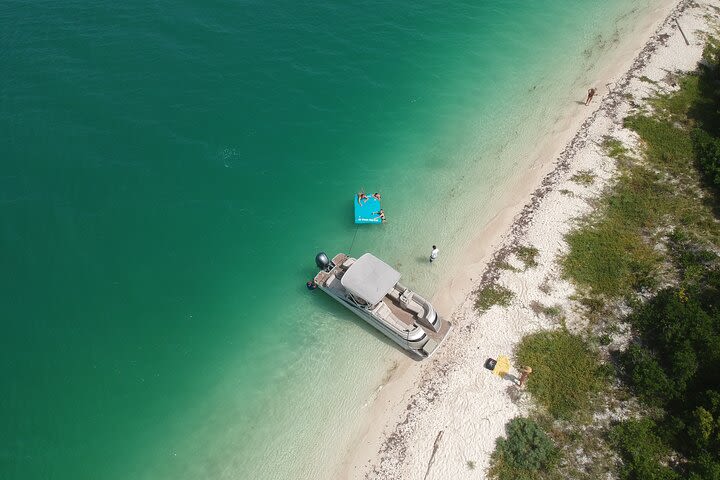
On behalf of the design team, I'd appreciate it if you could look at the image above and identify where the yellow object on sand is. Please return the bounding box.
[493,355,511,377]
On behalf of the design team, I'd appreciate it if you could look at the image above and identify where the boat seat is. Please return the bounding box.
[387,288,400,301]
[374,301,392,320]
[373,302,410,332]
[332,253,348,267]
[314,271,329,284]
[342,258,355,268]
[406,301,426,320]
[400,289,413,304]
[325,274,337,287]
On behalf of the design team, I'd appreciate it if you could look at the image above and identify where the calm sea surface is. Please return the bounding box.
[1,1,662,478]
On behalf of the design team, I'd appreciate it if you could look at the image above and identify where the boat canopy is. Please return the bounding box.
[341,253,401,305]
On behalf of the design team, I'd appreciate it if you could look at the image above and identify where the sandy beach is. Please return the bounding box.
[339,0,720,478]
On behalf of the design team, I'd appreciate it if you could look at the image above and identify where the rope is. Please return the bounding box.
[348,224,360,254]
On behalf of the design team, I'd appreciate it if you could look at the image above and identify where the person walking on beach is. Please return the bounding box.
[585,87,597,106]
[429,245,439,263]
[518,366,532,388]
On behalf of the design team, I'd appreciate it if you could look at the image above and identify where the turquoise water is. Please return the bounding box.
[1,1,663,478]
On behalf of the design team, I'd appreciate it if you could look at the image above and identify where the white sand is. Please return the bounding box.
[337,1,720,478]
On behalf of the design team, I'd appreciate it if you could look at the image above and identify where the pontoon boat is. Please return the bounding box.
[313,252,452,358]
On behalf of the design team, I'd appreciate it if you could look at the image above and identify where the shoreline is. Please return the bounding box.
[336,0,714,477]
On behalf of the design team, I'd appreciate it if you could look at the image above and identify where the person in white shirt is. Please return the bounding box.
[430,245,439,263]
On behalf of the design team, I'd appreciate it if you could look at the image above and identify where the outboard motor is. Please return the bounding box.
[315,252,331,271]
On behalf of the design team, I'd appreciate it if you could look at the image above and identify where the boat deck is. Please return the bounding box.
[384,297,417,326]
[384,295,452,345]
[425,316,452,343]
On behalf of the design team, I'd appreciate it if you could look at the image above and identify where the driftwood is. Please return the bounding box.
[675,18,690,46]
[423,430,444,480]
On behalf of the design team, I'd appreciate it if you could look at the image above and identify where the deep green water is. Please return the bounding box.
[2,1,664,478]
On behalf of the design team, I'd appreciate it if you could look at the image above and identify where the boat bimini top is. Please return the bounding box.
[340,253,401,305]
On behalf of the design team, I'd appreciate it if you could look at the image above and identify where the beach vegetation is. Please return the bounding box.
[466,460,476,470]
[530,301,562,319]
[563,66,720,297]
[474,283,514,312]
[540,305,562,318]
[570,170,596,186]
[609,419,679,480]
[489,417,558,480]
[603,136,628,158]
[639,75,658,85]
[573,295,620,330]
[563,206,660,297]
[538,277,553,295]
[608,47,720,479]
[515,245,540,269]
[614,273,720,478]
[602,136,635,169]
[497,260,520,272]
[515,330,604,420]
[495,35,720,480]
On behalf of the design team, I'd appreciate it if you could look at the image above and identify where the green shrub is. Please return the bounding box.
[571,170,596,186]
[603,136,630,160]
[625,284,720,404]
[688,406,714,449]
[490,417,557,480]
[688,452,720,480]
[619,274,720,478]
[692,127,720,191]
[667,228,718,282]
[621,344,677,406]
[609,419,679,480]
[624,115,694,175]
[564,220,659,296]
[516,330,603,419]
[516,245,540,269]
[475,283,514,312]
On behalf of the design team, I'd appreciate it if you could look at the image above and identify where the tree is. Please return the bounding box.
[496,417,557,471]
[609,419,679,480]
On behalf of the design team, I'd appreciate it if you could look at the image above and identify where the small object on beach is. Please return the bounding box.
[585,87,597,106]
[423,430,444,480]
[306,280,317,290]
[518,366,533,388]
[484,358,497,371]
[492,355,511,377]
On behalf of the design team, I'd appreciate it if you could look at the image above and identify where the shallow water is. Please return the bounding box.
[1,1,664,478]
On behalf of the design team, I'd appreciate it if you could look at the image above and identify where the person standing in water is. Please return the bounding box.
[430,245,439,263]
[585,87,597,106]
